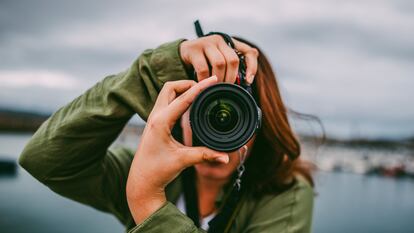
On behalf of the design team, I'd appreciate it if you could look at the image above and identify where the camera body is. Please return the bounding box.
[189,54,262,152]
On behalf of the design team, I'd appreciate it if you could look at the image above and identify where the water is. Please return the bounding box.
[0,133,124,233]
[313,172,414,233]
[1,133,414,233]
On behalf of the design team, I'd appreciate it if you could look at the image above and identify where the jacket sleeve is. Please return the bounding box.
[18,39,189,225]
[128,202,207,233]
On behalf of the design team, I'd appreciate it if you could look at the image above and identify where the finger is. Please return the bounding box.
[178,146,229,166]
[166,76,217,127]
[218,42,239,84]
[190,51,210,81]
[180,109,192,146]
[154,80,197,110]
[244,51,258,84]
[233,39,259,84]
[203,46,226,82]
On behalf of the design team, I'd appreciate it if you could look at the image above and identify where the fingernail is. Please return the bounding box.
[215,155,229,164]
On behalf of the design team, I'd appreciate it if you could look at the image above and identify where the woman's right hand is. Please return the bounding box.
[179,35,259,84]
[126,76,229,224]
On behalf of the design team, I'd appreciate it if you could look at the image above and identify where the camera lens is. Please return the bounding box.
[207,100,239,133]
[190,83,261,152]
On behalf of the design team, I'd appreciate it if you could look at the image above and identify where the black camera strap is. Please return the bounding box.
[182,167,201,227]
[194,20,235,49]
[182,166,246,233]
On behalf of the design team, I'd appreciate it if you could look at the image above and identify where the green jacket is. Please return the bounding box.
[19,39,314,233]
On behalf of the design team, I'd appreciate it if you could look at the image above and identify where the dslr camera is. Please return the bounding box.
[189,22,262,152]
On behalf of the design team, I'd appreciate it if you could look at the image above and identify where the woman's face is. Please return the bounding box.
[180,110,255,181]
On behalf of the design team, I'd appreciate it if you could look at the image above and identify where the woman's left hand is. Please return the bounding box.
[126,76,229,224]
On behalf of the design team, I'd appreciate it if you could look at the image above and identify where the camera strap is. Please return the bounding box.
[194,20,235,49]
[182,167,201,227]
[182,166,246,233]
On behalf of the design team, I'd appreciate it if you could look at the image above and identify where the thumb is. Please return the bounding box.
[178,146,229,166]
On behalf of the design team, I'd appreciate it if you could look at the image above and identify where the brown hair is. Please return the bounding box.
[235,37,315,197]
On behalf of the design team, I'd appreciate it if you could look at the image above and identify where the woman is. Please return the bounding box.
[19,35,314,232]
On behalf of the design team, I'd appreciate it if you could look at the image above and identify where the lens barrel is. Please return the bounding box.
[190,83,261,152]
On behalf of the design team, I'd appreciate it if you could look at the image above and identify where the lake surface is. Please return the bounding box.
[1,133,413,233]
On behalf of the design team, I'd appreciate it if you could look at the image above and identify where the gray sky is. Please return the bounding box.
[0,0,413,139]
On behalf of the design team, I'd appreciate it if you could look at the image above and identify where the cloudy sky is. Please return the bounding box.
[0,0,413,139]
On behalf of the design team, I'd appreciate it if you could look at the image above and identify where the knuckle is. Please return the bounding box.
[188,41,198,49]
[206,41,216,48]
[163,81,173,90]
[229,56,239,66]
[198,68,210,77]
[213,59,226,69]
[194,43,204,52]
[202,151,209,161]
[208,34,221,43]
[198,37,209,45]
[188,39,201,49]
[249,48,259,57]
[188,80,197,86]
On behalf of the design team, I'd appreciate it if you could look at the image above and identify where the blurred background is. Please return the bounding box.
[0,0,413,232]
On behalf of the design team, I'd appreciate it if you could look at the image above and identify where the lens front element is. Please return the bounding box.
[190,83,261,152]
[208,100,239,133]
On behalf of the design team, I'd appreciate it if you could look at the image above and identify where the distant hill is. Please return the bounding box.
[1,108,413,151]
[0,108,144,133]
[0,108,50,132]
[300,134,414,151]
